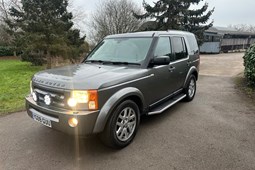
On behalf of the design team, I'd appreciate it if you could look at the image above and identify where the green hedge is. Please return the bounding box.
[21,51,46,66]
[243,44,255,86]
[0,46,15,56]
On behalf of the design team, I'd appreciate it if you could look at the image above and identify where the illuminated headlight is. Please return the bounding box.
[67,90,98,110]
[72,91,89,103]
[67,98,77,107]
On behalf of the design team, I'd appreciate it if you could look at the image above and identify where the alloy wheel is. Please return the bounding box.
[188,78,196,98]
[115,107,137,142]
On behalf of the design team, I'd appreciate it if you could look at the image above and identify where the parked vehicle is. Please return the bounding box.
[26,31,200,148]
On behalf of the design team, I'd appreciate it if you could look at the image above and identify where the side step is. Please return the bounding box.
[148,94,186,115]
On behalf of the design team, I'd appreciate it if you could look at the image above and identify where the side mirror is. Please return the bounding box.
[150,56,170,66]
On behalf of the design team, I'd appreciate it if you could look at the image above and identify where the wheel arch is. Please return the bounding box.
[93,87,145,133]
[183,66,198,87]
[192,70,198,80]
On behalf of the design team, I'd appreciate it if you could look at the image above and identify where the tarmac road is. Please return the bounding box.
[1,52,255,170]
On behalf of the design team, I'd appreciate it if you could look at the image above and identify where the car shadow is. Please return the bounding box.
[31,102,184,162]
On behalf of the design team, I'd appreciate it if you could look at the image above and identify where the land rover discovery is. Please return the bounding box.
[26,31,200,148]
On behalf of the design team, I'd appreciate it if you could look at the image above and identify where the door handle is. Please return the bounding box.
[169,66,176,72]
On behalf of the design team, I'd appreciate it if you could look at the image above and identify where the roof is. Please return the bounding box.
[105,30,194,39]
[205,26,255,36]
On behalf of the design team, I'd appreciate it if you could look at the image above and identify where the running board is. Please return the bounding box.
[148,94,186,115]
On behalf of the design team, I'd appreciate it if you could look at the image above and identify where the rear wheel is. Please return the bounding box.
[100,100,140,149]
[184,75,197,102]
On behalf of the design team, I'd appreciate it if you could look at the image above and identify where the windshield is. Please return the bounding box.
[85,37,153,64]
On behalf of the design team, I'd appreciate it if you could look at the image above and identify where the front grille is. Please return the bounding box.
[33,85,68,110]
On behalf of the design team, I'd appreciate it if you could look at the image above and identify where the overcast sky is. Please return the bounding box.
[73,0,255,35]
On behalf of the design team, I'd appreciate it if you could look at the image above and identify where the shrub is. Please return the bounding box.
[243,44,255,86]
[21,51,46,66]
[0,46,14,56]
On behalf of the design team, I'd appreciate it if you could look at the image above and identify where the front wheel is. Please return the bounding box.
[184,75,197,102]
[99,100,140,149]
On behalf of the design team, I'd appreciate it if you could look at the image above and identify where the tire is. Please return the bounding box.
[99,100,140,149]
[184,74,197,102]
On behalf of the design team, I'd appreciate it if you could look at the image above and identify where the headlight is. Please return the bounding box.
[68,90,98,110]
[67,98,77,107]
[72,91,89,103]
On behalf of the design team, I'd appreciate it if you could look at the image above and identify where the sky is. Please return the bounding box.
[73,0,255,35]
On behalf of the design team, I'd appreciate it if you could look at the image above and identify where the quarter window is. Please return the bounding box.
[172,37,188,61]
[187,35,199,54]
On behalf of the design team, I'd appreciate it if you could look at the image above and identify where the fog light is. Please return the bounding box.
[68,118,78,127]
[32,92,37,102]
[68,98,77,107]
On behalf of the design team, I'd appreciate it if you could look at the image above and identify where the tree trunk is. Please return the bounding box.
[55,57,59,67]
[46,51,52,69]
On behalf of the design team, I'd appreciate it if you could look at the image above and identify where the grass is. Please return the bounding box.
[0,60,42,115]
[235,73,255,103]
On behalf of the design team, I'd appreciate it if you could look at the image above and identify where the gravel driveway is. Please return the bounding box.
[0,52,255,170]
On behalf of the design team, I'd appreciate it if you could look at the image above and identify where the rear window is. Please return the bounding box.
[171,37,187,61]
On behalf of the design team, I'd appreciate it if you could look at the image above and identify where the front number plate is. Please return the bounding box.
[32,112,52,128]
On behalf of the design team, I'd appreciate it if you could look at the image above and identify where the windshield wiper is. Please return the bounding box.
[84,60,140,66]
[84,60,104,64]
[84,60,114,65]
[110,61,141,66]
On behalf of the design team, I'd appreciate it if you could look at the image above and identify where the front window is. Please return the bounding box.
[154,37,173,61]
[85,38,153,64]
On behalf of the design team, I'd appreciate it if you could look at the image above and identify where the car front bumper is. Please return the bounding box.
[25,95,100,136]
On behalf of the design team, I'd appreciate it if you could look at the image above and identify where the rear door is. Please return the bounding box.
[169,36,189,89]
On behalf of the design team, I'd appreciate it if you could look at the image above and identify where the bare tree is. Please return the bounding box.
[68,0,87,36]
[0,0,21,21]
[0,0,21,46]
[228,24,255,33]
[89,0,144,44]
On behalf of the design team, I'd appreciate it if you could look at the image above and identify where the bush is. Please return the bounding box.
[243,44,255,86]
[21,51,46,66]
[0,46,14,56]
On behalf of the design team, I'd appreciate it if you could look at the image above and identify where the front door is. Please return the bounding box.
[148,36,177,104]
